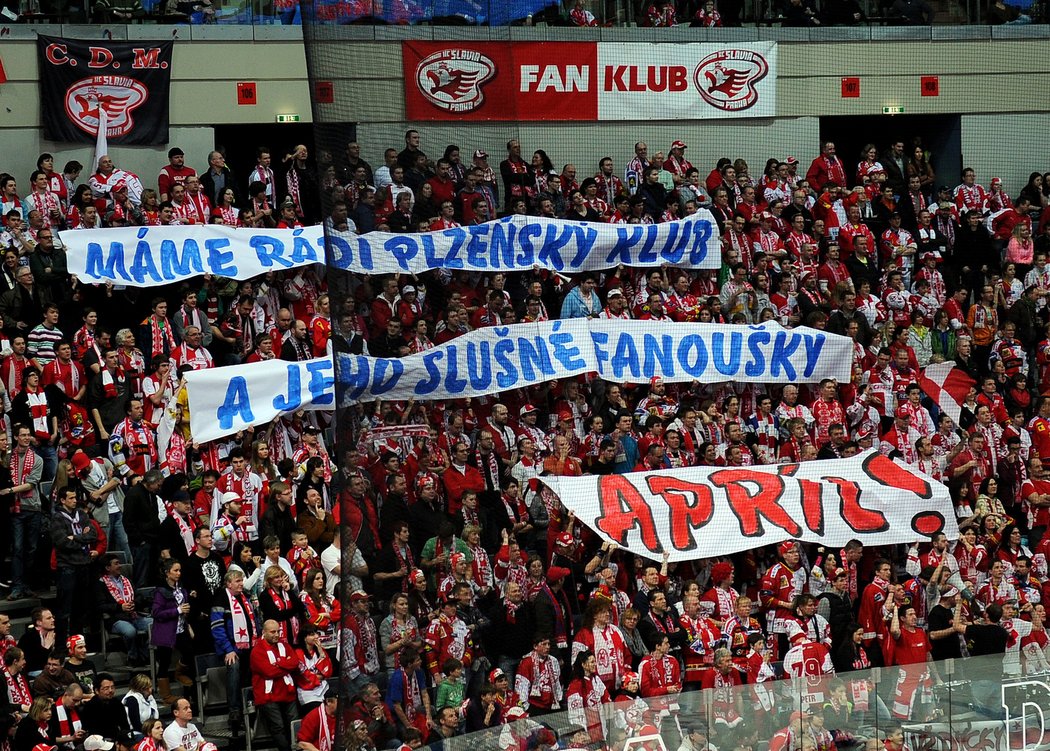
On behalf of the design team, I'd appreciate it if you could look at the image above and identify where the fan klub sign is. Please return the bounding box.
[37,35,174,146]
[402,41,777,121]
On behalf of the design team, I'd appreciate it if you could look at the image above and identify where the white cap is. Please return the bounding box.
[84,738,114,751]
[221,491,241,505]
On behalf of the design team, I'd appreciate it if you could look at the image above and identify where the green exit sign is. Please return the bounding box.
[276,114,301,123]
[883,106,905,114]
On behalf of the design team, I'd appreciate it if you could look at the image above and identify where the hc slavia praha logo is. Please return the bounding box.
[64,75,149,137]
[693,49,769,112]
[415,49,496,114]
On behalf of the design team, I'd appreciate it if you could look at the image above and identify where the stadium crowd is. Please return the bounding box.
[0,130,1048,751]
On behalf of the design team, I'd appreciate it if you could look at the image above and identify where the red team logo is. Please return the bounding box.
[64,75,148,137]
[693,49,769,112]
[414,49,496,114]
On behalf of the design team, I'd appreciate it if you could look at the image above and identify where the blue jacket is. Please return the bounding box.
[559,287,598,319]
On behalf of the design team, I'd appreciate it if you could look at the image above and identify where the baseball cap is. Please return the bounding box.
[71,451,92,476]
[473,149,488,160]
[786,156,799,165]
[302,425,322,434]
[607,287,624,298]
[401,285,416,295]
[520,404,538,416]
[112,180,128,193]
[896,405,911,418]
[84,738,114,751]
[489,668,507,682]
[558,409,573,422]
[671,139,687,150]
[221,491,241,506]
[547,565,571,583]
[349,590,371,603]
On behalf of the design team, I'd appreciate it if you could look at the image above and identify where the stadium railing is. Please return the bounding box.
[438,651,1050,751]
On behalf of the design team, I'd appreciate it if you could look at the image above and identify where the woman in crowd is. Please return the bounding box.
[379,592,422,679]
[137,718,166,751]
[259,565,304,645]
[13,695,54,750]
[295,624,333,715]
[122,673,160,736]
[151,558,192,705]
[300,568,339,653]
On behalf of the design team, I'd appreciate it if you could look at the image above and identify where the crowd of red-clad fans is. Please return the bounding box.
[0,128,1049,751]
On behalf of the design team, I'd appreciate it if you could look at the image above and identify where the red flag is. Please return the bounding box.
[917,361,975,426]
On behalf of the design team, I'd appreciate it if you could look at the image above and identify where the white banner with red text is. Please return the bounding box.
[540,452,957,562]
[403,41,777,121]
[184,320,852,442]
[61,212,720,287]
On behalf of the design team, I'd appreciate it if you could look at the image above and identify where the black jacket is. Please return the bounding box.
[200,165,241,208]
[81,696,132,740]
[122,483,162,547]
[485,600,535,662]
[260,502,297,554]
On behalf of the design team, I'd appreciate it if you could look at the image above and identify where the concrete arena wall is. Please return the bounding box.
[0,28,1047,193]
[309,33,1050,193]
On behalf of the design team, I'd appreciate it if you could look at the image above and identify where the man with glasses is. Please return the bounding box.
[28,229,67,304]
[0,267,48,337]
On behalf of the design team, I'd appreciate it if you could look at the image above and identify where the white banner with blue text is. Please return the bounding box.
[62,212,720,286]
[185,320,851,443]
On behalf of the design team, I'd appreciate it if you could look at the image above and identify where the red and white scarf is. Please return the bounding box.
[824,156,846,187]
[46,359,80,396]
[54,702,82,740]
[102,367,123,399]
[26,190,60,228]
[393,544,415,593]
[102,574,134,605]
[228,589,253,649]
[1,355,25,396]
[25,389,49,441]
[145,316,176,360]
[174,513,194,555]
[267,587,300,644]
[3,666,30,707]
[10,448,35,514]
[287,165,304,218]
[397,666,423,720]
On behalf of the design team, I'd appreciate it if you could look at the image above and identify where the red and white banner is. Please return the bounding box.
[402,41,777,122]
[540,451,956,562]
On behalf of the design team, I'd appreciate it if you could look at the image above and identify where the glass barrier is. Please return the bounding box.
[435,652,1050,751]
